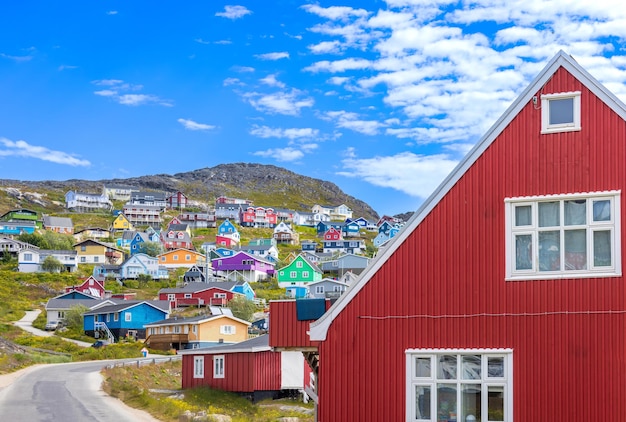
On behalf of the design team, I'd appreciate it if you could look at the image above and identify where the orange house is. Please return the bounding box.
[158,248,208,269]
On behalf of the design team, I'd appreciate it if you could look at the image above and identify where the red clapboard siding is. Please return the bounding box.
[316,64,626,421]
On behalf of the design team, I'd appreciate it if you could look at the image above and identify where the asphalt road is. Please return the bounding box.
[0,360,160,422]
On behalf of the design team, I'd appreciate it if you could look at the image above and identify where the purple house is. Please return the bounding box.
[211,251,275,282]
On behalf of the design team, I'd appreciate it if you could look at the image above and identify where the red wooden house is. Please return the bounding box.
[276,51,626,421]
[240,206,278,228]
[158,281,244,308]
[179,334,306,402]
[323,227,342,241]
[64,276,106,298]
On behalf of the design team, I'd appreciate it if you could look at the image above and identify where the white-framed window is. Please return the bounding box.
[220,325,235,335]
[302,271,310,278]
[296,261,303,268]
[540,91,581,134]
[57,311,65,319]
[315,285,324,294]
[290,271,297,278]
[125,312,132,322]
[406,349,512,422]
[192,325,198,333]
[168,294,175,301]
[505,191,621,280]
[81,257,86,263]
[114,312,119,322]
[213,355,225,378]
[174,325,181,333]
[214,293,227,299]
[106,314,110,322]
[193,356,204,379]
[184,293,192,299]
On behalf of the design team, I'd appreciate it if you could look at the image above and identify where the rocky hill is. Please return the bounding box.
[0,163,379,221]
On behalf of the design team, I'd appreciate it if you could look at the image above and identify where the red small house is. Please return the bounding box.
[158,281,243,308]
[297,51,626,421]
[240,206,278,228]
[179,334,306,402]
[64,276,106,298]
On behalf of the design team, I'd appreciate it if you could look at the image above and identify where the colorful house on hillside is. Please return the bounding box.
[179,334,306,402]
[74,239,124,265]
[276,52,626,421]
[83,300,170,341]
[276,254,322,289]
[18,248,78,273]
[240,206,278,228]
[160,228,194,251]
[273,221,299,245]
[145,313,250,350]
[42,216,74,234]
[212,251,275,283]
[157,249,207,269]
[216,219,240,247]
[158,281,253,308]
[119,253,169,280]
[64,276,107,298]
[112,213,134,232]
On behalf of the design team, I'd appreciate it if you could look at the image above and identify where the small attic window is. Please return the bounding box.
[541,91,581,134]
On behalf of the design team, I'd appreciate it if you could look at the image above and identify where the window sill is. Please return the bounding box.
[506,271,621,281]
[541,126,581,134]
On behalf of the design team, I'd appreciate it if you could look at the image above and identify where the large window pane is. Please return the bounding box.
[415,385,431,419]
[549,97,574,125]
[462,355,481,380]
[515,234,532,270]
[437,355,457,379]
[415,357,431,378]
[594,230,612,267]
[539,231,560,271]
[437,384,457,420]
[461,384,481,421]
[564,199,586,225]
[593,200,611,222]
[564,229,587,270]
[487,386,505,422]
[538,202,559,227]
[515,205,532,226]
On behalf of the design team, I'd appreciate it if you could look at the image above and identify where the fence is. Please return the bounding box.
[105,355,182,369]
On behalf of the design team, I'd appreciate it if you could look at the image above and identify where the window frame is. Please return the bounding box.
[405,349,513,422]
[193,356,204,379]
[540,91,581,134]
[213,355,225,379]
[505,191,621,280]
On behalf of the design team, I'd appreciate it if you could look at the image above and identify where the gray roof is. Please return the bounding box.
[83,300,170,315]
[178,334,270,355]
[46,298,110,310]
[43,216,73,228]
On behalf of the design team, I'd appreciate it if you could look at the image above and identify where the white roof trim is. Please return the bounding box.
[310,51,626,341]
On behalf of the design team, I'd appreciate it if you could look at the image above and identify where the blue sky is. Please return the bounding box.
[2,1,626,217]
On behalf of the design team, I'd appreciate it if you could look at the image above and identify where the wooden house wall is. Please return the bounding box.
[316,66,626,421]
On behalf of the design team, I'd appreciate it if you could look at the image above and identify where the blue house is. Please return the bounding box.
[285,286,309,299]
[315,221,345,236]
[230,280,256,300]
[130,232,150,255]
[83,300,170,341]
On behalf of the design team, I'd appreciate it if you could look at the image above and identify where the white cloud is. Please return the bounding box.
[250,125,319,140]
[215,5,251,20]
[338,152,458,198]
[301,4,369,20]
[232,65,255,73]
[0,53,33,62]
[58,65,78,71]
[0,138,91,167]
[107,10,118,15]
[177,118,216,131]
[243,90,314,116]
[223,77,244,86]
[308,41,342,55]
[304,58,371,73]
[253,147,305,162]
[260,74,286,88]
[255,52,290,60]
[92,80,171,106]
[323,111,385,135]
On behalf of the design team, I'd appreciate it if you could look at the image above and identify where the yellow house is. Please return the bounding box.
[157,248,207,269]
[73,239,124,265]
[144,313,251,350]
[112,213,134,231]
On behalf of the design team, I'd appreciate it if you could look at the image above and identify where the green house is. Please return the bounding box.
[277,254,323,288]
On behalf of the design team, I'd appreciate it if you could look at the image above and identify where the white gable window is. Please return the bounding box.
[315,285,324,294]
[193,356,204,379]
[213,355,225,378]
[505,191,621,280]
[406,350,512,422]
[540,91,581,134]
